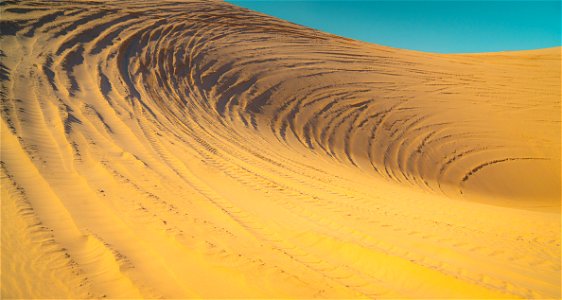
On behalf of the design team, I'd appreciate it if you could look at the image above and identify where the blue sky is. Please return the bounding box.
[227,1,561,53]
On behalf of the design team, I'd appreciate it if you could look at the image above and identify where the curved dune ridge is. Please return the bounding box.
[1,0,560,298]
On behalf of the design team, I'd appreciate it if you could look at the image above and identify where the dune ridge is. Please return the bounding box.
[1,0,560,298]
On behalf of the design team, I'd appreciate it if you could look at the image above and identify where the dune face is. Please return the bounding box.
[1,0,560,298]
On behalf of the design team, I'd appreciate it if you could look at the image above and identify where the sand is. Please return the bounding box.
[1,0,560,298]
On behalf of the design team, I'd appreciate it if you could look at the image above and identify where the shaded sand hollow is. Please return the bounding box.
[1,0,560,298]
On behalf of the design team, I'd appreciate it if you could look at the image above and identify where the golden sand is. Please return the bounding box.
[1,0,560,298]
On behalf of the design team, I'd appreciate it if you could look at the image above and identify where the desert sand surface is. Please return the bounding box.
[1,0,560,299]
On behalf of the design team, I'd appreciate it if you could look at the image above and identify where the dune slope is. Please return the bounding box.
[1,0,560,298]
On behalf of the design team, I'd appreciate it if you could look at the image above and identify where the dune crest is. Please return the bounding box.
[1,0,560,298]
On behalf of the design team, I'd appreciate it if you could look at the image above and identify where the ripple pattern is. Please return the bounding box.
[1,1,560,298]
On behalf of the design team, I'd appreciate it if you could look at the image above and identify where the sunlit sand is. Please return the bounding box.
[1,1,560,299]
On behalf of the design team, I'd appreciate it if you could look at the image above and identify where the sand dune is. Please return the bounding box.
[1,0,560,298]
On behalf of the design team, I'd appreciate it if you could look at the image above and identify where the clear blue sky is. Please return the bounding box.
[227,0,561,53]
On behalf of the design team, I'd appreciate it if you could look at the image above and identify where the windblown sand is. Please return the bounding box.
[1,0,560,298]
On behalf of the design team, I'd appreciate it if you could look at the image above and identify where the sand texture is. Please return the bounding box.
[1,0,560,298]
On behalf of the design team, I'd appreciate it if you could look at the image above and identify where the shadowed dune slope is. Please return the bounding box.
[1,0,560,299]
